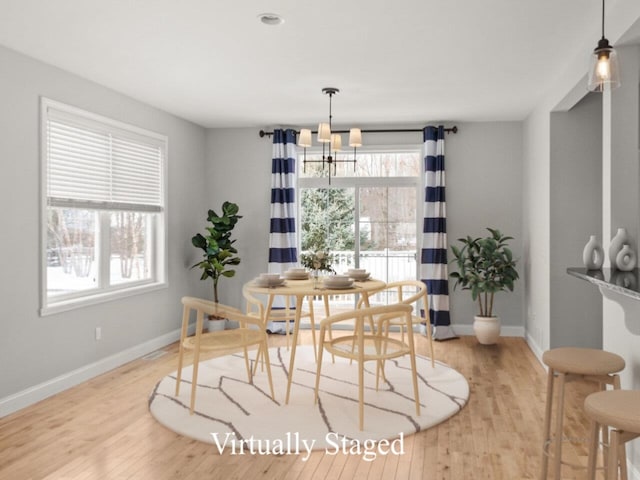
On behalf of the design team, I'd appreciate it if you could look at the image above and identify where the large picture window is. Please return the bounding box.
[299,147,421,288]
[41,98,167,314]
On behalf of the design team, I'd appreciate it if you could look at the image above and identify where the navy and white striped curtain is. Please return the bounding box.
[420,126,456,340]
[268,129,298,274]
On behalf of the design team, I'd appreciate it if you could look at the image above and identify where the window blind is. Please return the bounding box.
[45,105,165,212]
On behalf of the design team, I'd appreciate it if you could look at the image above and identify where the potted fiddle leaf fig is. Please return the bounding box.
[191,201,242,330]
[449,228,519,345]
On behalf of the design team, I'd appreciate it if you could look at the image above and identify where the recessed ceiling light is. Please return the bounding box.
[258,13,284,26]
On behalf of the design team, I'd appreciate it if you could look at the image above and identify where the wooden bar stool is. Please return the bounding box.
[540,347,625,480]
[585,390,640,480]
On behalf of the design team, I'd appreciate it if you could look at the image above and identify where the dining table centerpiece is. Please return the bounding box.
[299,249,335,288]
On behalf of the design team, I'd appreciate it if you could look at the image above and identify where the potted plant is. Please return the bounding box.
[449,228,519,345]
[191,201,242,331]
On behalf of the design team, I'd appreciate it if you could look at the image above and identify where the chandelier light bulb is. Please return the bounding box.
[597,54,611,80]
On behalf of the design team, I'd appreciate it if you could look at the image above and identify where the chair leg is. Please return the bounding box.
[552,372,566,480]
[261,339,276,401]
[619,441,628,480]
[587,419,600,480]
[242,345,251,383]
[607,429,619,480]
[251,342,263,376]
[308,296,318,362]
[374,323,388,391]
[314,327,326,404]
[189,348,202,414]
[540,368,555,480]
[425,319,435,369]
[612,375,627,480]
[175,304,190,396]
[323,295,336,364]
[284,295,292,349]
[358,323,365,431]
[405,312,420,416]
[375,322,390,389]
[189,310,205,414]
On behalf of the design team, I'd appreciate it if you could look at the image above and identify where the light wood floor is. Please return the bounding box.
[0,333,606,479]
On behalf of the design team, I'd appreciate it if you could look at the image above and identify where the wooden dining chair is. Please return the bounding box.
[366,280,436,369]
[175,297,275,413]
[314,303,420,430]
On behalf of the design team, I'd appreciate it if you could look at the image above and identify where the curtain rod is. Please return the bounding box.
[258,126,458,138]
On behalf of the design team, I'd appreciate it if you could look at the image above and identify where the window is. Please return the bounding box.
[299,147,421,291]
[41,98,167,314]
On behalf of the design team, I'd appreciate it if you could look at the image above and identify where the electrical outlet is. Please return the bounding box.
[95,327,102,340]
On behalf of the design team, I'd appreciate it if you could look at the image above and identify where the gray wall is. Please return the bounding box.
[550,93,603,348]
[445,122,524,331]
[203,128,273,308]
[205,122,525,332]
[0,45,209,401]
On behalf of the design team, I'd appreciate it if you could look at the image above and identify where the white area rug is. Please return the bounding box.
[149,345,469,451]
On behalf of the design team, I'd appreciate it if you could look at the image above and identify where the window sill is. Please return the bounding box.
[40,281,168,317]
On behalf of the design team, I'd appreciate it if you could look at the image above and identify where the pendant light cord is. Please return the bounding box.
[601,0,605,39]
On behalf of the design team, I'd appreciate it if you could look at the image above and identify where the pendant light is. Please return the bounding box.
[587,0,620,92]
[298,88,361,184]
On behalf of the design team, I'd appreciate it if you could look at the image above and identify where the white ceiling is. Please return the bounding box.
[0,0,623,128]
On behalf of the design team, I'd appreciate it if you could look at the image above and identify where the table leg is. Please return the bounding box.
[285,294,305,404]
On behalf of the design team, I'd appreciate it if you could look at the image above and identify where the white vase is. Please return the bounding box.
[609,227,628,268]
[582,235,604,270]
[473,316,501,345]
[615,244,637,271]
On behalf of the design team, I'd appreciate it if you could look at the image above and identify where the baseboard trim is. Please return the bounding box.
[525,333,545,367]
[448,324,525,338]
[0,327,186,418]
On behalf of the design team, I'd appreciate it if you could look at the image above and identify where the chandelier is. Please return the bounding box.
[587,0,620,92]
[298,87,362,184]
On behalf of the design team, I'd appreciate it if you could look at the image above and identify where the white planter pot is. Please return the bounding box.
[473,316,500,345]
[207,318,226,332]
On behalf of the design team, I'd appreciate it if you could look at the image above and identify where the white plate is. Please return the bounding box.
[349,273,371,281]
[323,279,354,286]
[253,278,286,287]
[284,273,309,280]
[323,282,355,289]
